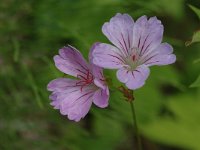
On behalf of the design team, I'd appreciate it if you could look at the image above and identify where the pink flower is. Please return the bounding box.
[47,44,109,122]
[92,13,176,90]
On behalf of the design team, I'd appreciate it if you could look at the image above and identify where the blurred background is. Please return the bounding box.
[0,0,200,149]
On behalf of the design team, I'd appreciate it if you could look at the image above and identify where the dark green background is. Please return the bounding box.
[0,0,200,149]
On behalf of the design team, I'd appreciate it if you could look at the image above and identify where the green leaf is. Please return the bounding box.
[185,30,200,46]
[189,4,200,19]
[190,75,200,87]
[187,5,200,46]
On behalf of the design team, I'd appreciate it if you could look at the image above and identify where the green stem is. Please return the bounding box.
[130,101,142,150]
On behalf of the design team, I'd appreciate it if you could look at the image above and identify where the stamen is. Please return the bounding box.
[124,47,141,71]
[76,69,94,91]
[132,55,136,61]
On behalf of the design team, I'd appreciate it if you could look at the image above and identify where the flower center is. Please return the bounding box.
[125,47,140,71]
[76,70,94,91]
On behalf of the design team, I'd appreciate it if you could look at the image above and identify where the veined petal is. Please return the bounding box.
[54,46,89,78]
[92,43,125,69]
[89,43,105,84]
[59,85,95,122]
[141,43,176,66]
[48,78,95,121]
[117,65,150,90]
[47,78,76,92]
[102,13,134,56]
[48,79,80,110]
[89,42,99,63]
[92,67,106,89]
[93,87,109,108]
[89,43,107,89]
[66,97,93,122]
[49,93,60,109]
[117,68,129,83]
[47,78,78,109]
[132,16,163,56]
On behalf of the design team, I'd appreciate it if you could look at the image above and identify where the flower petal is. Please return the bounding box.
[132,16,163,56]
[48,78,95,121]
[48,78,80,109]
[92,67,106,89]
[117,65,150,90]
[49,93,60,109]
[59,85,95,122]
[54,46,89,78]
[89,42,100,63]
[102,13,134,56]
[89,43,104,80]
[48,78,78,109]
[47,78,76,92]
[117,68,129,83]
[141,43,176,66]
[126,65,150,90]
[92,43,125,69]
[93,87,109,108]
[66,97,93,122]
[89,43,108,89]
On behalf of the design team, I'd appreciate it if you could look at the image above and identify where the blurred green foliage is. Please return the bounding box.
[0,0,200,150]
[186,5,200,46]
[190,75,200,87]
[185,30,200,46]
[189,4,200,19]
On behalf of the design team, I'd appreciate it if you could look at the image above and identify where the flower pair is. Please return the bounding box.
[47,13,176,121]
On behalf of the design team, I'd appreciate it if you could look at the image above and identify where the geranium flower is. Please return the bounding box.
[92,13,176,90]
[47,44,109,122]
